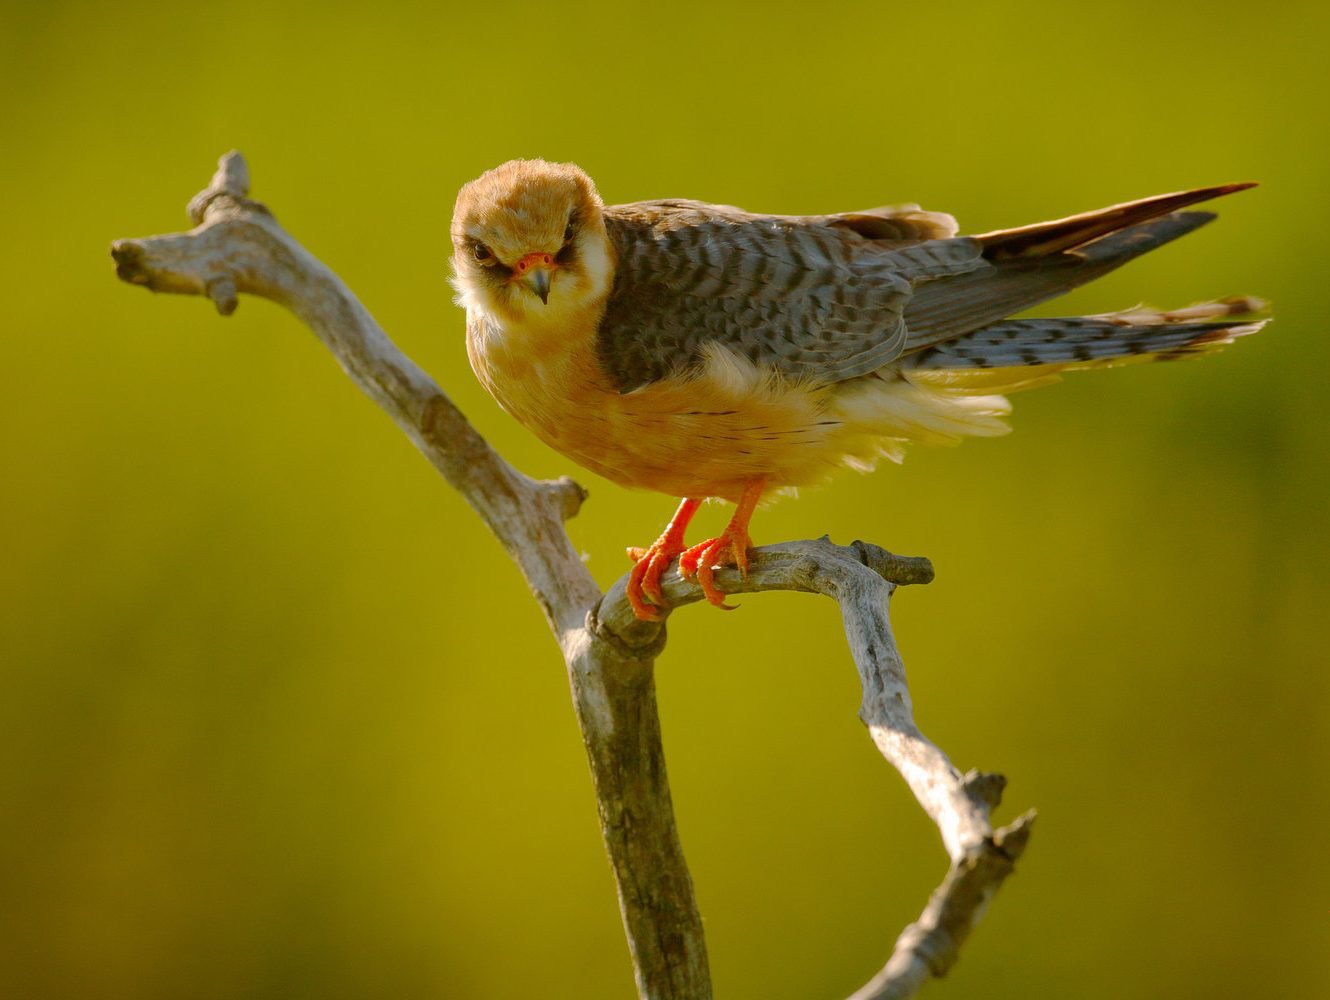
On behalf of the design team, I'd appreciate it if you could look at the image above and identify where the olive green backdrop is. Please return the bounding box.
[3,1,1327,997]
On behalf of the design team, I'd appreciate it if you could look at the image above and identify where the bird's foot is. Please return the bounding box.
[626,538,688,622]
[679,528,752,610]
[624,497,705,622]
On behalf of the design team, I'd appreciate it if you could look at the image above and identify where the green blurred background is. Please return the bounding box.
[3,1,1327,997]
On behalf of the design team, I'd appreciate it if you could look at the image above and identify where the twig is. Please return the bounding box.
[112,152,1031,1000]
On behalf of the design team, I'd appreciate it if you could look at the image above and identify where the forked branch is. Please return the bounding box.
[112,152,1032,1000]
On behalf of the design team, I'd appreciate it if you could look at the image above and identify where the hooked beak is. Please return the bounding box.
[514,252,556,305]
[528,268,551,305]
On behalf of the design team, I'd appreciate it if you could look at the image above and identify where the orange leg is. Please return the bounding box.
[678,477,766,610]
[626,497,704,622]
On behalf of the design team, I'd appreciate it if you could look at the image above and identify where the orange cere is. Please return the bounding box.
[513,251,557,275]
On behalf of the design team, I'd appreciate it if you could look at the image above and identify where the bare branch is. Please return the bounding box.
[112,152,1031,1000]
[849,813,1033,1000]
[112,152,594,632]
[112,151,710,999]
[597,537,1034,997]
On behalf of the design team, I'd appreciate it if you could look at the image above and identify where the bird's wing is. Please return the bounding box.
[598,200,980,393]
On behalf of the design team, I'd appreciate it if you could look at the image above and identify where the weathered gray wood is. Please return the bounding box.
[112,152,1031,1000]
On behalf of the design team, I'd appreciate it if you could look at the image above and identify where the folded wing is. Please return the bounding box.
[599,201,980,392]
[596,184,1256,394]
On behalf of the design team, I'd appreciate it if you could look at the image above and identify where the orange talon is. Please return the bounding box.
[625,497,703,621]
[677,477,765,610]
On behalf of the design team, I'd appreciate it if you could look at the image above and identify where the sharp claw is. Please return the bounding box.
[627,536,690,621]
[627,576,662,621]
[693,558,726,608]
[733,542,749,577]
[626,551,657,620]
[642,554,669,606]
[626,585,658,620]
[678,549,701,580]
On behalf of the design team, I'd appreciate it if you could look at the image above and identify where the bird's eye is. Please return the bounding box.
[563,221,575,244]
[472,242,493,263]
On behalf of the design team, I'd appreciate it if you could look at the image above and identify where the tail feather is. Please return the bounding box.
[904,297,1268,376]
[900,182,1257,357]
[973,182,1257,261]
[902,211,1217,354]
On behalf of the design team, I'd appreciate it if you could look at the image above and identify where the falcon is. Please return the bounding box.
[450,160,1265,621]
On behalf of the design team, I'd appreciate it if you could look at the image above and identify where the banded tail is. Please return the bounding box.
[906,297,1267,374]
[900,182,1268,376]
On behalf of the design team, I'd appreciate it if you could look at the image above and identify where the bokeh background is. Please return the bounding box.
[3,1,1327,997]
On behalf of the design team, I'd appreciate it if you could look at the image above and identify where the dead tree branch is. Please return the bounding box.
[111,152,1032,1000]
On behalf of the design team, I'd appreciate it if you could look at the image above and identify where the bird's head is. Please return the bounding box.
[451,159,612,325]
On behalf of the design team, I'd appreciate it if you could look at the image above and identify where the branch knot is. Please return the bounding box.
[187,151,271,225]
[585,603,667,663]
